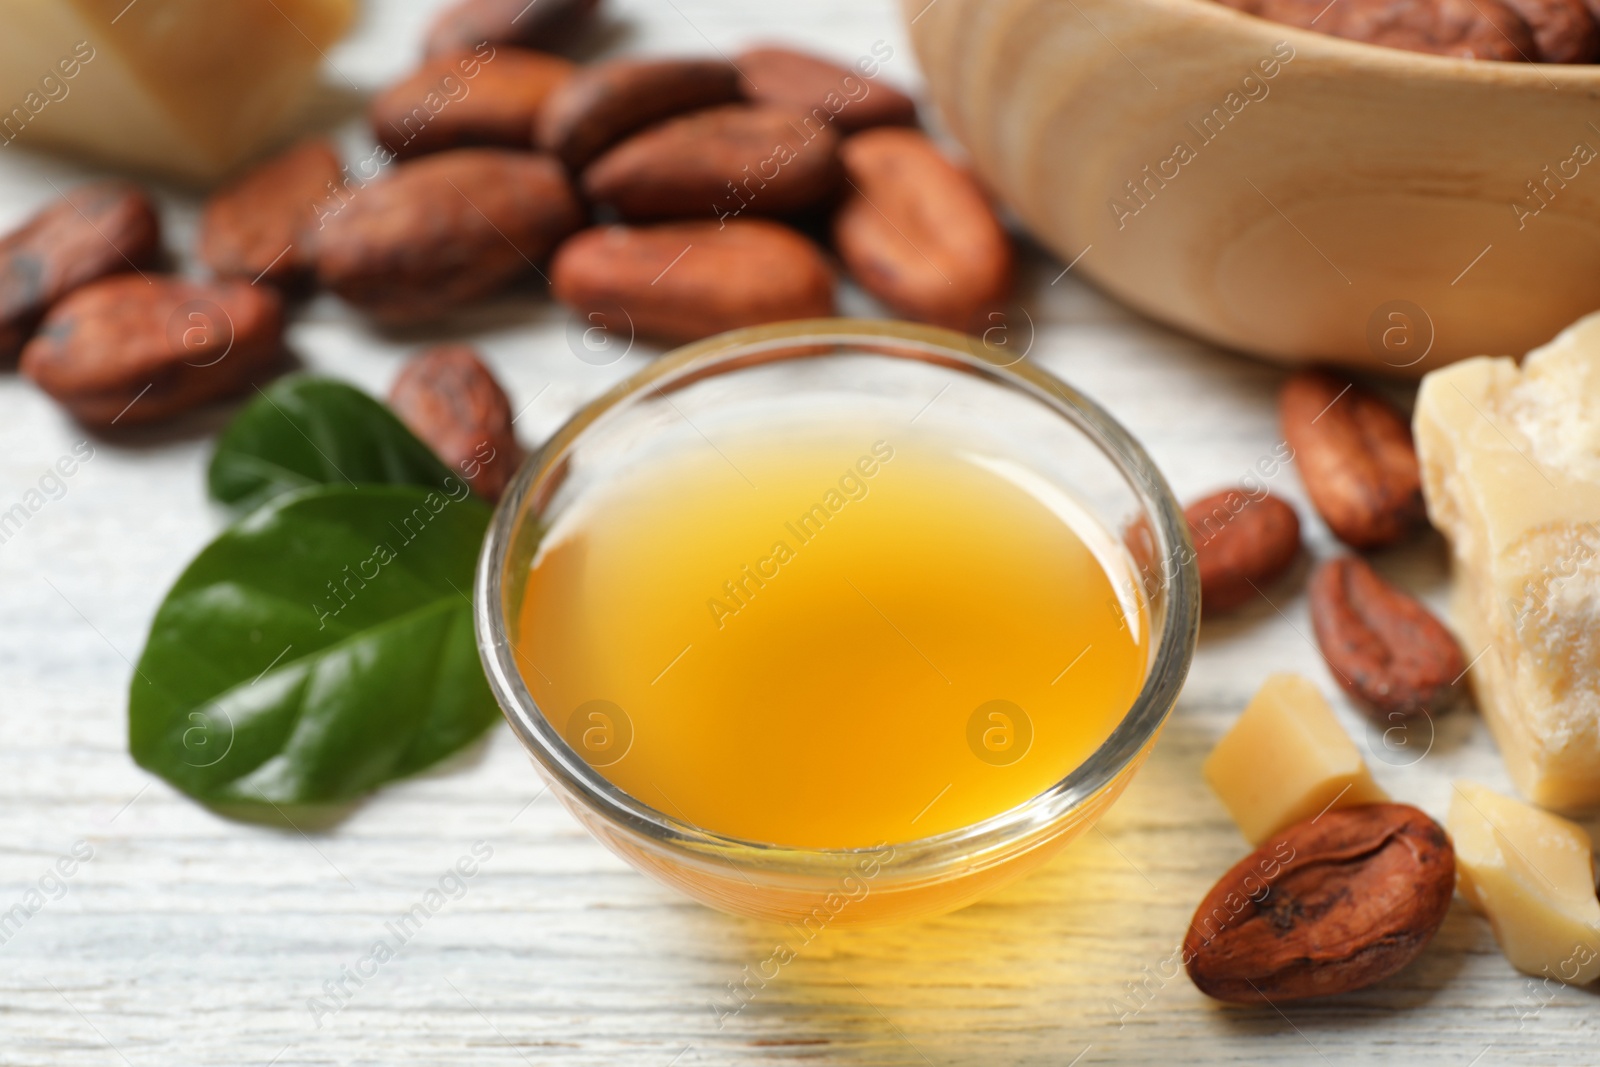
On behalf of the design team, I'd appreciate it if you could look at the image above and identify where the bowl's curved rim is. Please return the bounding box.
[474,318,1201,883]
[1090,0,1600,85]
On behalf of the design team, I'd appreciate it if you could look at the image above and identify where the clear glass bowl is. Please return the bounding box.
[475,319,1198,926]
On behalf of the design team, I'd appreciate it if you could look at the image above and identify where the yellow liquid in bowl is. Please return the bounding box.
[516,427,1148,850]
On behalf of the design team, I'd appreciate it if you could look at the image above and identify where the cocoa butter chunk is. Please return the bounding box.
[1449,781,1600,983]
[550,219,835,343]
[389,345,523,502]
[832,127,1013,334]
[424,0,600,57]
[1280,369,1425,550]
[21,275,285,427]
[316,149,583,323]
[1203,674,1388,845]
[371,47,575,159]
[736,44,917,131]
[582,104,840,221]
[1184,804,1455,1003]
[0,182,162,362]
[1415,321,1600,809]
[1215,0,1536,60]
[1184,488,1301,615]
[535,57,741,169]
[199,138,341,288]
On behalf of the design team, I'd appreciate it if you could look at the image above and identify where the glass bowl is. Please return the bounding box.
[475,319,1198,926]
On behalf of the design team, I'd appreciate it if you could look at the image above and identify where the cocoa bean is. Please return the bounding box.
[389,345,522,501]
[424,0,599,58]
[1281,369,1424,550]
[1185,804,1455,1003]
[832,128,1012,334]
[736,45,917,131]
[1500,0,1600,60]
[372,47,575,159]
[1309,556,1466,721]
[536,58,740,169]
[316,149,583,323]
[20,275,284,427]
[0,182,161,361]
[199,138,341,288]
[582,104,840,220]
[1215,0,1536,61]
[1185,489,1302,615]
[550,219,834,343]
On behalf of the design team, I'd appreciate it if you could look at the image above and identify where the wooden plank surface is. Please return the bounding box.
[0,1,1584,1064]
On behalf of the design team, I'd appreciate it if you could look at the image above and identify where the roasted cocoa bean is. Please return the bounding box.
[316,149,583,323]
[550,219,835,343]
[736,45,917,131]
[1309,556,1466,720]
[389,345,522,501]
[20,275,284,427]
[1216,0,1536,60]
[199,138,341,288]
[424,0,599,58]
[1185,804,1455,1003]
[1185,489,1302,615]
[372,47,575,159]
[582,104,840,220]
[535,58,740,169]
[1501,0,1600,61]
[832,128,1012,334]
[1281,369,1425,549]
[0,182,161,361]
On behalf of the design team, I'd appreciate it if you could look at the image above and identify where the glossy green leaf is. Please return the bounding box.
[209,375,459,512]
[130,484,497,806]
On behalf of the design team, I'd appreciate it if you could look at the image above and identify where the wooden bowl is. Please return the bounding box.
[904,0,1600,376]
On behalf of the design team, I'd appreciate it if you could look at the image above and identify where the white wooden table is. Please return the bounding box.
[0,2,1581,1064]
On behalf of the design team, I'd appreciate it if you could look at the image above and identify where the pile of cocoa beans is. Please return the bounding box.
[0,0,1017,432]
[1216,0,1600,63]
[1175,369,1468,1006]
[1179,369,1465,728]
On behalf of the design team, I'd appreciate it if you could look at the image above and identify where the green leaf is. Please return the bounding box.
[209,375,459,512]
[130,484,498,806]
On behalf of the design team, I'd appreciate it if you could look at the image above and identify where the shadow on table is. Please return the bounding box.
[673,713,1494,1065]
